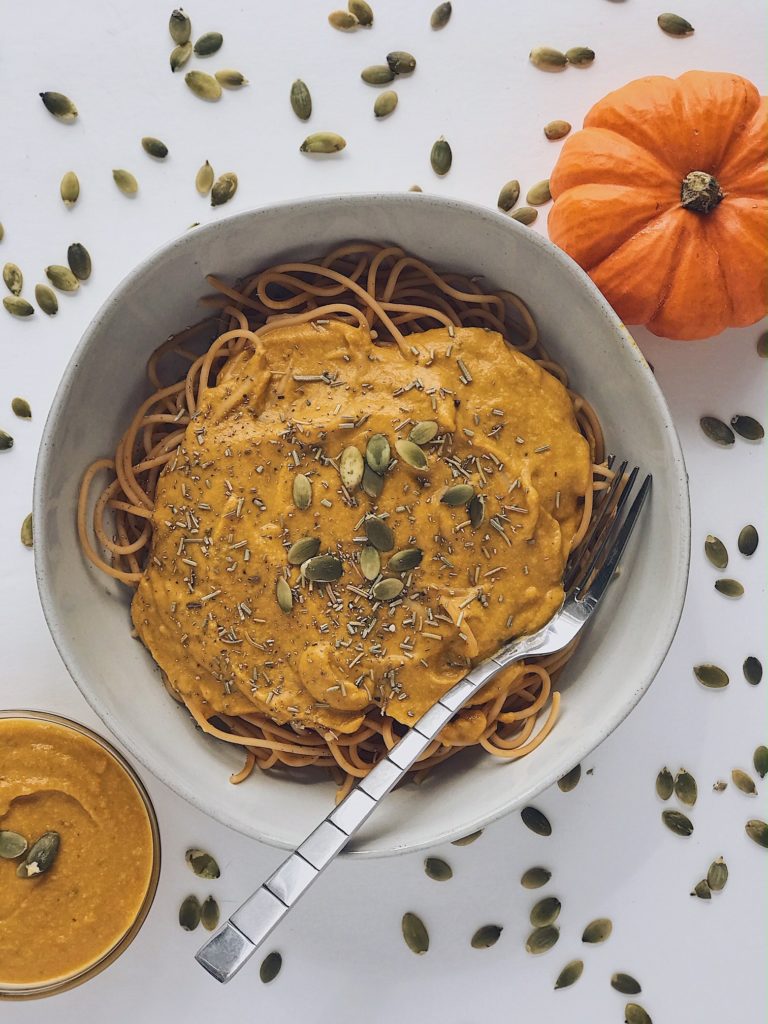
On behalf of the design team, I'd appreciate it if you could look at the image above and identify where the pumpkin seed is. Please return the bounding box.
[371,577,404,602]
[211,172,238,207]
[555,960,584,989]
[691,878,711,899]
[360,545,380,581]
[655,766,673,800]
[40,91,78,122]
[431,2,452,28]
[328,10,358,30]
[276,577,293,613]
[557,764,581,792]
[530,896,561,928]
[521,805,551,836]
[362,464,384,498]
[303,555,344,583]
[185,848,221,878]
[366,433,390,474]
[142,136,169,159]
[738,524,758,556]
[510,206,538,225]
[424,856,452,881]
[3,263,22,295]
[713,780,728,792]
[731,415,764,441]
[529,46,568,71]
[430,137,452,176]
[194,31,223,56]
[20,513,33,547]
[658,12,694,35]
[521,866,551,888]
[170,41,193,71]
[753,745,768,779]
[732,768,757,795]
[451,829,482,846]
[67,242,91,281]
[288,537,321,565]
[113,169,138,195]
[662,809,693,836]
[694,663,729,688]
[757,330,768,358]
[408,421,438,445]
[185,70,222,101]
[290,80,312,120]
[396,438,428,471]
[60,170,80,205]
[700,416,734,446]
[743,656,762,685]
[339,445,364,490]
[388,548,423,573]
[409,184,423,192]
[35,284,58,316]
[746,819,768,848]
[387,51,416,75]
[361,65,395,85]
[704,534,728,568]
[0,222,4,241]
[45,265,79,291]
[707,856,728,891]
[715,578,744,598]
[179,894,201,930]
[11,397,31,419]
[3,296,34,318]
[373,90,398,118]
[441,484,474,507]
[300,132,347,154]
[544,119,571,140]
[582,917,612,943]
[292,473,312,510]
[0,830,28,859]
[497,180,520,211]
[16,831,59,877]
[402,912,429,954]
[471,924,502,949]
[526,179,551,206]
[259,950,282,982]
[365,515,394,551]
[674,768,697,806]
[526,925,559,954]
[0,430,13,451]
[566,46,595,67]
[625,1004,652,1024]
[195,160,214,196]
[200,895,220,931]
[348,0,374,26]
[612,973,642,995]
[169,8,191,44]
[468,494,485,528]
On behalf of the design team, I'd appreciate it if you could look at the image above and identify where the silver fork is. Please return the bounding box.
[196,463,651,984]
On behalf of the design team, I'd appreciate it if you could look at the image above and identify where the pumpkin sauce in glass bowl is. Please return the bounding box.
[0,712,160,999]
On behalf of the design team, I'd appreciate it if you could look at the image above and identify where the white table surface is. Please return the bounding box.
[1,0,766,1020]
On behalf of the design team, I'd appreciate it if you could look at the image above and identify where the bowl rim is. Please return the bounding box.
[33,192,691,857]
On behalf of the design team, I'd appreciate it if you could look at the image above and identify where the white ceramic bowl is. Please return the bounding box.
[35,194,690,857]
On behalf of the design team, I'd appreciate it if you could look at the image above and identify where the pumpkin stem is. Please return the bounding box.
[681,171,724,213]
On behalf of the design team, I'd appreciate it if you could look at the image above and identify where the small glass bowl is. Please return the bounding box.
[0,710,161,1000]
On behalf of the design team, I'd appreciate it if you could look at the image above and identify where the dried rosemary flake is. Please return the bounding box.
[401,912,429,953]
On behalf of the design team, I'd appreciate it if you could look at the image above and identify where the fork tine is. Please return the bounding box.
[569,465,640,597]
[563,460,628,591]
[578,473,652,607]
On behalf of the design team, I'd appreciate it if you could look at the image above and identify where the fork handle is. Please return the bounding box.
[195,653,514,983]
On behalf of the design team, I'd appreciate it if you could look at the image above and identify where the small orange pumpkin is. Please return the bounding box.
[548,71,767,340]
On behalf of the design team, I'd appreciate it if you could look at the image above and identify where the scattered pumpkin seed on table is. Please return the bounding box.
[211,172,238,207]
[4,297,34,318]
[662,809,693,836]
[757,331,768,358]
[430,1,452,28]
[11,398,31,419]
[3,263,22,295]
[521,865,551,888]
[471,924,502,949]
[40,91,78,122]
[521,806,551,836]
[60,171,80,205]
[753,745,768,779]
[401,912,429,954]
[361,65,394,85]
[374,90,398,118]
[707,857,728,891]
[178,894,201,930]
[625,1002,653,1024]
[195,160,215,196]
[46,265,79,292]
[185,848,220,878]
[497,180,520,211]
[113,169,138,196]
[544,119,571,140]
[526,926,559,954]
[557,764,581,792]
[731,415,764,441]
[612,973,642,995]
[655,766,673,800]
[691,879,711,900]
[555,960,583,989]
[746,819,768,848]
[290,80,312,120]
[300,132,346,154]
[170,42,193,71]
[430,138,452,176]
[387,51,416,75]
[732,768,757,795]
[694,663,729,688]
[713,779,728,792]
[526,179,551,205]
[530,896,561,927]
[566,46,595,67]
[260,951,282,982]
[704,534,728,568]
[0,222,4,242]
[582,918,612,943]
[743,656,762,685]
[658,12,694,35]
[451,829,482,846]
[529,46,568,71]
[200,895,220,931]
[424,857,452,881]
[0,430,15,450]
[715,578,744,598]
[510,206,538,225]
[194,31,223,56]
[674,768,697,806]
[67,242,91,281]
[700,415,734,446]
[185,70,222,101]
[141,137,169,159]
[348,1,374,26]
[738,524,758,556]
[328,10,358,30]
[169,8,191,44]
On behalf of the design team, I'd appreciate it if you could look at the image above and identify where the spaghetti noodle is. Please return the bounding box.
[78,243,610,801]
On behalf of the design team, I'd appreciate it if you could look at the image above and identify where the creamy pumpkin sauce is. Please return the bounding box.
[0,717,154,987]
[133,322,590,743]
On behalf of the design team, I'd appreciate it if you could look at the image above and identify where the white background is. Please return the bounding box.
[1,0,766,1021]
